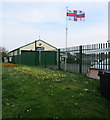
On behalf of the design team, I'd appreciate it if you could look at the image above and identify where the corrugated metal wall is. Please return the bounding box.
[40,51,57,65]
[10,50,57,66]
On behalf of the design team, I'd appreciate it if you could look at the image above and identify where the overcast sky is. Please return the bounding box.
[0,1,108,51]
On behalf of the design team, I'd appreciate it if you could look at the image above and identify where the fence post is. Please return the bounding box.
[58,49,60,69]
[108,41,110,70]
[35,40,37,66]
[79,46,82,73]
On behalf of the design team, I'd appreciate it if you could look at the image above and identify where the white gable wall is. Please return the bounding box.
[9,50,17,56]
[20,40,57,51]
[20,42,35,51]
[13,50,17,56]
[9,52,13,56]
[9,40,57,56]
[36,41,57,51]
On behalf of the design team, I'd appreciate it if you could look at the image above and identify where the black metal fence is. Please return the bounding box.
[60,42,110,73]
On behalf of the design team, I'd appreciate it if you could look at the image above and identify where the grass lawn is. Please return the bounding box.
[2,64,110,119]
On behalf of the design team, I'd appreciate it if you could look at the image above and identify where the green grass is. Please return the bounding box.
[2,65,110,119]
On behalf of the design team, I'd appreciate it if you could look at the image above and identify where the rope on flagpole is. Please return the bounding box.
[65,6,68,71]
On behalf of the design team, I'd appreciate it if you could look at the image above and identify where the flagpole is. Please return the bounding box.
[65,6,68,71]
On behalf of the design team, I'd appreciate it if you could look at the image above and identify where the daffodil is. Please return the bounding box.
[75,103,78,105]
[27,109,29,112]
[79,93,83,96]
[6,103,9,106]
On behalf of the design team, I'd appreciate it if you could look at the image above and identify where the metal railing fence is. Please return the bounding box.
[60,42,110,73]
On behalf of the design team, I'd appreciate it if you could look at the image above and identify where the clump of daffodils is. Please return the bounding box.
[14,66,67,80]
[27,109,32,112]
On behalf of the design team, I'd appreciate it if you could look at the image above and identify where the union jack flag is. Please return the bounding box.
[67,10,85,21]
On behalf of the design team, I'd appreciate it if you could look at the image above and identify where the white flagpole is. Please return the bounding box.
[65,6,68,71]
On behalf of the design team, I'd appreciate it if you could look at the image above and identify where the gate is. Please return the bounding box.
[40,51,57,66]
[21,50,39,66]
